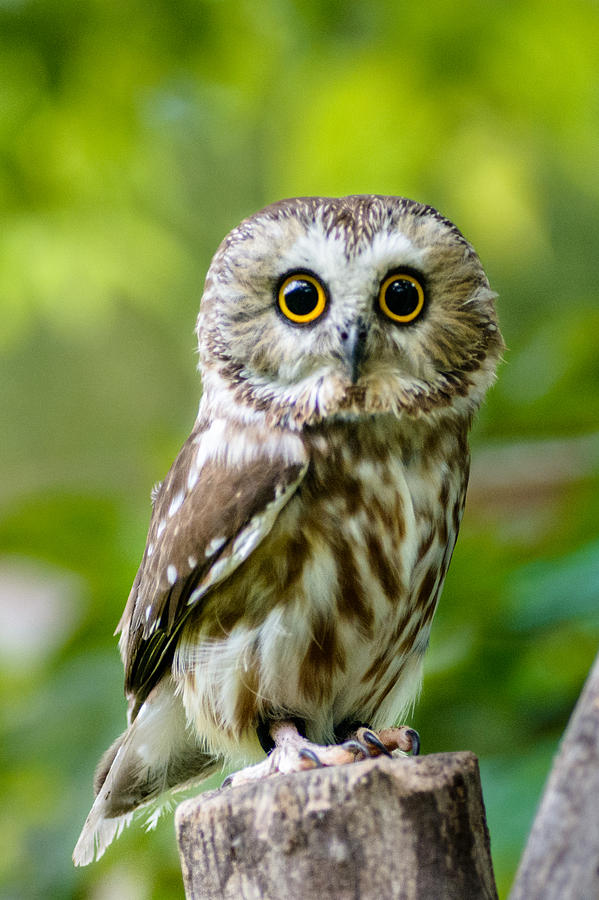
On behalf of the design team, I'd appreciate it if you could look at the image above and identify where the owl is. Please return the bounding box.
[73,195,503,865]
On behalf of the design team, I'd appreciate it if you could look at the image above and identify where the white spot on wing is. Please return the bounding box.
[187,467,199,491]
[167,564,178,585]
[188,555,198,569]
[185,462,307,607]
[188,587,203,606]
[168,491,184,518]
[156,519,166,538]
[231,518,261,560]
[195,419,228,472]
[205,536,226,558]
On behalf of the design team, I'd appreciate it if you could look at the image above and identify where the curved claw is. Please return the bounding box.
[298,748,324,768]
[361,730,393,758]
[221,773,234,789]
[406,728,420,756]
[340,738,370,758]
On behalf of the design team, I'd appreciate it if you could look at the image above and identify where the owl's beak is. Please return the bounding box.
[342,319,368,384]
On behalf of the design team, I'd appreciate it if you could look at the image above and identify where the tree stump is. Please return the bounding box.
[510,651,599,900]
[176,751,497,899]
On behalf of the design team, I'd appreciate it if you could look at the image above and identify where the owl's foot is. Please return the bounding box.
[221,721,419,788]
[355,725,420,757]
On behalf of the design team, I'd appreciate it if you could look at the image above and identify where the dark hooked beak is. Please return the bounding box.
[341,319,368,385]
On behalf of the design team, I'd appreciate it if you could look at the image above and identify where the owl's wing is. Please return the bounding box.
[118,422,308,717]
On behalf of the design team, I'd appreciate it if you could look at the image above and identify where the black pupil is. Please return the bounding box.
[385,279,420,317]
[283,279,319,316]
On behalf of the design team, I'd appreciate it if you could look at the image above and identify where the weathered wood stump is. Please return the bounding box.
[176,751,497,899]
[510,651,599,900]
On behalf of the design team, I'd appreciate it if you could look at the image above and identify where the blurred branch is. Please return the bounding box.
[509,649,599,899]
[468,432,599,511]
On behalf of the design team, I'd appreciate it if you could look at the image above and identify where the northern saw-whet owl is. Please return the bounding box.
[74,195,503,865]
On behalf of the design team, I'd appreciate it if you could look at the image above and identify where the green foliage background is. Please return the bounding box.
[1,1,598,897]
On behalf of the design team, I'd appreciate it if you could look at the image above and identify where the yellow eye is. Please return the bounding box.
[277,273,327,324]
[379,273,425,323]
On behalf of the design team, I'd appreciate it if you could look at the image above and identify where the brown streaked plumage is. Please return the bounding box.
[73,195,503,865]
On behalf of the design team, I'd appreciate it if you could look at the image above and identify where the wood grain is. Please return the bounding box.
[176,751,497,900]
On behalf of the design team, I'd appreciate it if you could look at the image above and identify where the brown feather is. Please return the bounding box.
[118,420,306,711]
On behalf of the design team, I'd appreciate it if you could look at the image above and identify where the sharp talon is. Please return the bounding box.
[221,773,234,788]
[341,739,369,758]
[406,728,420,756]
[298,748,323,768]
[362,730,392,758]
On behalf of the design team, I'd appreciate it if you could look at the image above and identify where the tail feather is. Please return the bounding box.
[73,678,217,866]
[73,805,135,866]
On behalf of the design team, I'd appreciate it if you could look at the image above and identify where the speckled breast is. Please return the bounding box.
[176,413,469,760]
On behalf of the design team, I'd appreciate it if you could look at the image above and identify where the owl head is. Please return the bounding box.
[197,195,503,429]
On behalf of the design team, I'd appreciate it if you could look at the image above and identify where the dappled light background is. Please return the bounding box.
[2,1,599,897]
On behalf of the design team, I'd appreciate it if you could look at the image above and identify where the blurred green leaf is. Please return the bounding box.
[506,540,599,630]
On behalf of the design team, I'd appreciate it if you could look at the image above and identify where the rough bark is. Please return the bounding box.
[176,751,497,900]
[510,650,599,900]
